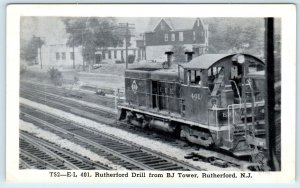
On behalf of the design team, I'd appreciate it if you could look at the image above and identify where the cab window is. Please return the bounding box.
[208,66,224,77]
[191,71,196,83]
[188,70,201,85]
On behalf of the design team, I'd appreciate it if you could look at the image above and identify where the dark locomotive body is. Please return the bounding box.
[118,53,266,157]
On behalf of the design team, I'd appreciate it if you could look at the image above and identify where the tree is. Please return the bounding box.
[171,45,187,63]
[20,35,44,64]
[62,17,124,67]
[205,18,264,57]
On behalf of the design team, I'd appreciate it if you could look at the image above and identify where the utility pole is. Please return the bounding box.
[37,37,43,69]
[125,23,129,69]
[81,30,85,71]
[72,36,75,69]
[264,17,278,171]
[68,21,134,70]
[119,23,135,69]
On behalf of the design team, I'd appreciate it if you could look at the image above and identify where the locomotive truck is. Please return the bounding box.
[117,52,266,158]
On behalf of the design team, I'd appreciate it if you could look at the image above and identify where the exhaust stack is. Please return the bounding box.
[185,51,195,62]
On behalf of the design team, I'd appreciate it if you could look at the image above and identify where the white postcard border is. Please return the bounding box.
[6,4,296,183]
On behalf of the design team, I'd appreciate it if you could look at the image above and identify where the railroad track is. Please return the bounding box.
[21,81,116,108]
[20,82,254,170]
[20,83,191,148]
[20,86,116,122]
[19,130,111,170]
[20,104,203,171]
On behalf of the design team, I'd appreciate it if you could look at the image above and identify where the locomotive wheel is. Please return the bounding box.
[125,111,133,123]
[251,152,270,171]
[124,111,150,129]
[251,151,264,163]
[179,130,188,141]
[137,114,149,129]
[117,109,127,121]
[180,126,214,147]
[249,146,271,171]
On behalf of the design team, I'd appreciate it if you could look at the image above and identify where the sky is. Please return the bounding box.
[20,17,151,45]
[20,17,280,47]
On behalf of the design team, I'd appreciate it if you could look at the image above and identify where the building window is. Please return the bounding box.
[61,52,66,60]
[96,54,101,64]
[171,33,175,41]
[193,31,196,41]
[138,49,141,59]
[164,34,168,41]
[70,52,74,60]
[56,52,60,60]
[200,31,204,37]
[102,51,106,59]
[108,50,111,59]
[114,50,117,59]
[179,32,184,41]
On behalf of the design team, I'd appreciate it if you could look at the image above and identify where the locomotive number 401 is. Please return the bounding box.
[191,93,202,100]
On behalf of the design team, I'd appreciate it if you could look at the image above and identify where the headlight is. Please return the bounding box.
[237,54,245,64]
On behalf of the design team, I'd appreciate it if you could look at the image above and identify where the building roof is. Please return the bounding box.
[145,17,205,32]
[181,54,231,69]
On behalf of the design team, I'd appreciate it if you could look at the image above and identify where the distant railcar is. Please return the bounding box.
[118,52,266,158]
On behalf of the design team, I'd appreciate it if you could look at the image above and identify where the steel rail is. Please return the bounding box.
[19,157,36,169]
[20,149,65,170]
[20,81,116,108]
[20,110,155,170]
[20,105,203,171]
[21,131,112,170]
[20,88,116,115]
[20,84,252,171]
[20,134,80,170]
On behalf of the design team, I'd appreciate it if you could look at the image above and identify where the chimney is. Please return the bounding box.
[165,51,174,68]
[185,51,195,62]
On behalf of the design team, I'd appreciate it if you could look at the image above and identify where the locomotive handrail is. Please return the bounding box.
[227,103,242,142]
[230,80,242,106]
[246,79,256,138]
[227,100,265,142]
[228,105,232,141]
[127,90,182,100]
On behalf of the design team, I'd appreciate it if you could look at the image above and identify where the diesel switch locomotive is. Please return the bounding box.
[118,52,266,157]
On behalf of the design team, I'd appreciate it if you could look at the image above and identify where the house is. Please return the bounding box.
[144,17,209,61]
[37,42,83,69]
[95,35,146,64]
[37,37,146,68]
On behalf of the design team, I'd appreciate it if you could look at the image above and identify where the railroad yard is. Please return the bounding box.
[17,16,282,172]
[19,73,258,171]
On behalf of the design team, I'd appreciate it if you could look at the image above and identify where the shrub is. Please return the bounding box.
[171,45,186,63]
[47,67,63,86]
[73,76,79,84]
[115,60,124,64]
[20,64,27,75]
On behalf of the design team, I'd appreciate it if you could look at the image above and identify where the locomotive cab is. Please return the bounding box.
[179,54,265,153]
